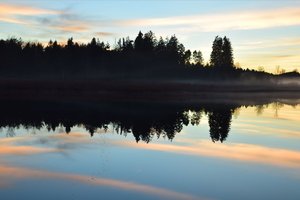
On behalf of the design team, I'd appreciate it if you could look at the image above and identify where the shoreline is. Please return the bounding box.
[0,79,299,105]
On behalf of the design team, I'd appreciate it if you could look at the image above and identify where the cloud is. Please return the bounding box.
[0,3,114,38]
[0,134,64,155]
[0,145,61,155]
[0,132,91,155]
[95,31,115,37]
[0,3,59,16]
[120,7,300,32]
[271,55,294,59]
[233,36,300,71]
[0,165,206,200]
[0,133,207,199]
[237,37,300,51]
[52,25,89,33]
[0,3,60,24]
[115,140,300,169]
[0,16,25,24]
[234,123,300,139]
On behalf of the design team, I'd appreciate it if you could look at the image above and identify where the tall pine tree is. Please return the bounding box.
[222,36,234,69]
[210,36,223,68]
[134,31,144,52]
[210,36,234,70]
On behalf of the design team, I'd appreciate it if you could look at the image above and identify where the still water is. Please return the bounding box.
[0,100,299,200]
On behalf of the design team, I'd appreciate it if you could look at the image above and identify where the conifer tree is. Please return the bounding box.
[210,36,223,68]
[193,50,204,66]
[134,31,144,51]
[222,36,234,69]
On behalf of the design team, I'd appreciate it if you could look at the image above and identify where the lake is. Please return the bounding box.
[0,99,299,200]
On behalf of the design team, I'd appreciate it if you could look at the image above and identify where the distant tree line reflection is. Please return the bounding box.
[0,100,239,143]
[1,100,295,142]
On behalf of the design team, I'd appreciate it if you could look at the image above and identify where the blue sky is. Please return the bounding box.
[1,0,300,72]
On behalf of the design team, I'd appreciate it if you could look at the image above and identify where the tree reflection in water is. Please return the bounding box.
[208,107,233,143]
[0,100,282,143]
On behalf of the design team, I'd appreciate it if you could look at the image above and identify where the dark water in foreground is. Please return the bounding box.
[0,99,299,200]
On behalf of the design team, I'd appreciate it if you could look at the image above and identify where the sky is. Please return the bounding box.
[0,0,300,73]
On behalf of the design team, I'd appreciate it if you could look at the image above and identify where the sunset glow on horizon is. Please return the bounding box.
[1,0,300,73]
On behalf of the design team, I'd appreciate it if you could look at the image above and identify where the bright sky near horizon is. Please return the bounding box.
[0,0,300,73]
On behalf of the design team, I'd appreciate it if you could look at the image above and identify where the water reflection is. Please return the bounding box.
[0,100,299,200]
[207,106,234,142]
[116,140,300,169]
[0,164,201,200]
[0,100,298,143]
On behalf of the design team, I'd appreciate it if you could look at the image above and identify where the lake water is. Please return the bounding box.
[0,100,299,200]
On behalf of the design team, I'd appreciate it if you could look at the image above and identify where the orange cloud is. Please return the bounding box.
[0,136,27,145]
[0,133,85,156]
[0,3,59,15]
[95,32,115,37]
[120,7,300,32]
[0,145,61,155]
[53,25,89,32]
[0,16,25,24]
[0,133,205,199]
[0,165,206,200]
[116,140,300,169]
[0,3,60,24]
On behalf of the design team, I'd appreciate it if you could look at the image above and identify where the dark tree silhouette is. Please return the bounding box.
[0,98,240,143]
[210,36,234,71]
[184,50,192,65]
[192,50,204,66]
[134,31,144,51]
[0,32,296,83]
[143,31,156,52]
[155,37,166,54]
[208,107,233,143]
[210,36,223,68]
[222,36,234,70]
[190,111,202,126]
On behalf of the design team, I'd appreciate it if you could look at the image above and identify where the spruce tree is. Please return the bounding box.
[222,36,234,69]
[134,31,144,52]
[210,36,234,70]
[210,36,223,68]
[193,50,204,66]
[143,31,156,52]
[155,37,166,54]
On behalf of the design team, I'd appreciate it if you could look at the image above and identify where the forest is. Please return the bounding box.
[0,31,300,99]
[1,31,299,81]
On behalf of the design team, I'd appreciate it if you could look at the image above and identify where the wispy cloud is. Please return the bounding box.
[0,133,206,199]
[0,3,60,24]
[0,3,115,38]
[237,37,300,51]
[0,145,61,155]
[115,140,300,169]
[95,31,115,37]
[52,25,89,33]
[120,7,300,32]
[0,3,59,16]
[234,36,300,71]
[0,132,90,155]
[0,165,206,200]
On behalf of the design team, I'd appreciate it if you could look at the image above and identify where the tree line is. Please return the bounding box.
[1,31,298,82]
[0,31,237,80]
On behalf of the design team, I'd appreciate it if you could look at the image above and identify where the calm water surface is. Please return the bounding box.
[0,101,299,200]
